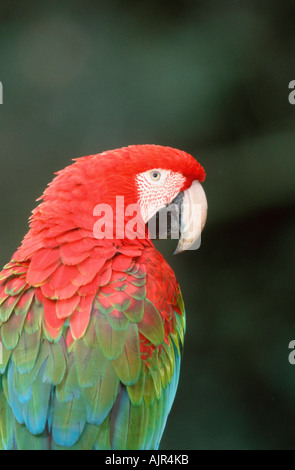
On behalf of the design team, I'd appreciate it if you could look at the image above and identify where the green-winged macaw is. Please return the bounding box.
[0,145,207,450]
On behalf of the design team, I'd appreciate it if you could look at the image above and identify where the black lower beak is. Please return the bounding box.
[152,192,184,240]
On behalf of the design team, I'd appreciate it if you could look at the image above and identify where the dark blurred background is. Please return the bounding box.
[0,0,294,450]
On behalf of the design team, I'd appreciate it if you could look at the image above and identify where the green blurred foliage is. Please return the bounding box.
[0,0,294,450]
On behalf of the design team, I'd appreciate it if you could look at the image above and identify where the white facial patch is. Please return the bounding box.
[136,169,186,223]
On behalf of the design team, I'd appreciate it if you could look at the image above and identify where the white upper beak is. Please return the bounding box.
[174,180,208,254]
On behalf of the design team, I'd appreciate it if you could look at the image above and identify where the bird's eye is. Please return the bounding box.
[150,171,161,181]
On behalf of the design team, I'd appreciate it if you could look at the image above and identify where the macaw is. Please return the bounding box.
[0,145,207,450]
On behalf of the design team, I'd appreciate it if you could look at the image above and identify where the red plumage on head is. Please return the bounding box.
[17,145,205,258]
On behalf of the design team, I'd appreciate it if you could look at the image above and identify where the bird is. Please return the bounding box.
[0,144,207,450]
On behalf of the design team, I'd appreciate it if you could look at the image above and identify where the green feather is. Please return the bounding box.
[95,310,129,360]
[148,346,159,371]
[163,337,176,379]
[128,277,146,287]
[171,330,181,356]
[111,389,147,450]
[13,290,34,316]
[143,366,155,407]
[0,294,21,322]
[13,421,49,450]
[150,367,162,400]
[94,297,113,315]
[11,339,64,405]
[55,354,80,403]
[43,339,67,386]
[143,397,157,449]
[137,299,165,346]
[175,309,185,345]
[82,316,97,348]
[0,391,13,450]
[105,308,130,331]
[0,294,9,308]
[20,363,52,435]
[73,337,108,387]
[12,363,40,404]
[1,309,27,350]
[0,331,11,374]
[111,323,141,385]
[132,285,146,301]
[127,365,145,406]
[110,295,131,312]
[51,423,99,450]
[127,264,146,279]
[52,393,87,447]
[24,298,43,334]
[158,348,170,388]
[94,415,111,450]
[124,299,144,323]
[12,329,41,374]
[82,361,120,425]
[127,401,147,450]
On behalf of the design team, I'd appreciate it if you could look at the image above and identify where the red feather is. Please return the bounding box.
[38,294,64,331]
[77,273,101,296]
[50,264,78,290]
[60,243,89,265]
[111,255,133,272]
[98,266,112,287]
[53,282,79,301]
[29,248,60,271]
[77,257,105,277]
[69,294,95,339]
[56,294,80,319]
[27,260,60,285]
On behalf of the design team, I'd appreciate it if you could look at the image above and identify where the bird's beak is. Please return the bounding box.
[174,181,207,254]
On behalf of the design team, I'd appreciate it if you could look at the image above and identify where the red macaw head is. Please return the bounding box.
[20,145,207,258]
